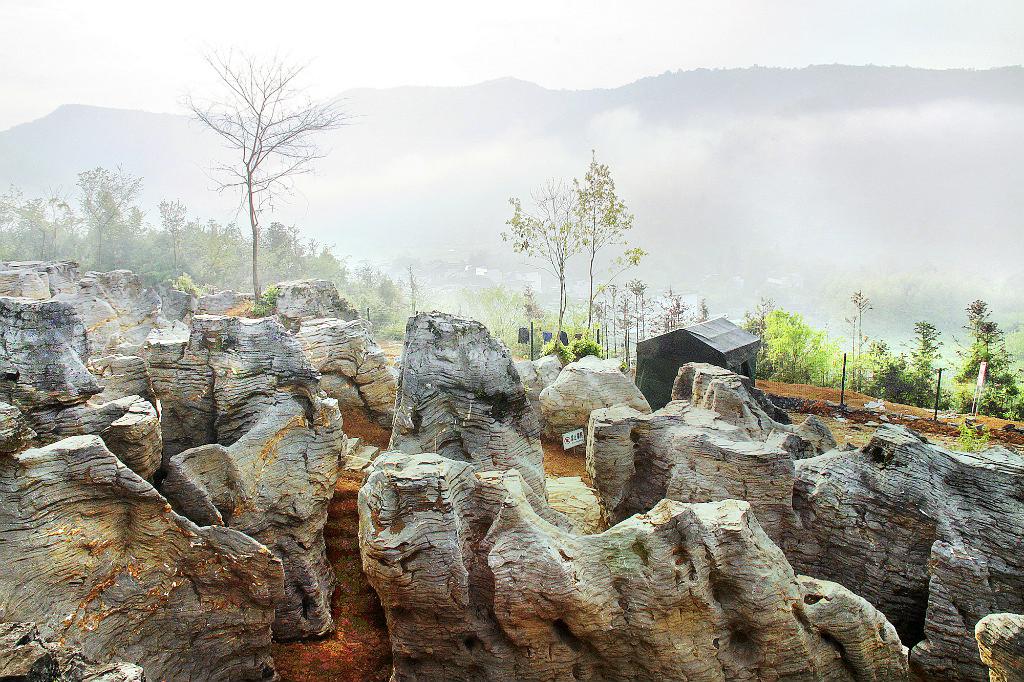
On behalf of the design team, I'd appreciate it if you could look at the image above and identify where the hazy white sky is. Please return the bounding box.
[1,0,1022,129]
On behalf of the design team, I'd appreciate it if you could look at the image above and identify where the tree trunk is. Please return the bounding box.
[586,250,596,331]
[247,179,261,298]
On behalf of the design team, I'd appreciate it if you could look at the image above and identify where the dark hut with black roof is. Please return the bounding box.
[635,317,761,411]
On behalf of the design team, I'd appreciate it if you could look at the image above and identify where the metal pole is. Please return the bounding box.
[840,353,847,407]
[530,321,535,361]
[933,367,943,421]
[366,307,370,323]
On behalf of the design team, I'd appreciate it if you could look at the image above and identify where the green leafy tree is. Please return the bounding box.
[574,150,634,329]
[743,298,777,380]
[953,300,1022,418]
[77,167,144,271]
[504,179,582,340]
[761,309,842,385]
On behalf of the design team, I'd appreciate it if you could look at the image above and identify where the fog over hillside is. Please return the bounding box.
[2,65,1022,335]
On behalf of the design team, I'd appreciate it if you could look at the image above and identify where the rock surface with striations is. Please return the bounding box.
[295,317,397,427]
[0,621,145,681]
[145,313,343,640]
[539,354,651,439]
[789,425,1024,681]
[360,454,908,681]
[0,435,283,682]
[976,613,1024,682]
[274,279,357,328]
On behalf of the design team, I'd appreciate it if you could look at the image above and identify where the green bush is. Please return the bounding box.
[569,336,603,361]
[171,272,200,297]
[251,285,280,318]
[957,422,990,452]
[542,340,574,365]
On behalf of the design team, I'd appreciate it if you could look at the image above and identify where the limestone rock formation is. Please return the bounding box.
[143,314,319,462]
[87,355,155,405]
[0,261,80,296]
[0,269,50,299]
[274,279,356,327]
[359,453,908,681]
[544,475,603,534]
[790,425,1024,680]
[53,270,163,356]
[145,314,343,639]
[514,354,561,420]
[0,622,145,681]
[39,395,162,481]
[672,362,835,457]
[157,287,195,323]
[0,296,100,415]
[390,312,549,507]
[161,394,344,640]
[587,401,798,544]
[295,317,397,427]
[976,614,1024,682]
[539,354,651,439]
[0,401,34,453]
[194,290,253,316]
[0,435,283,682]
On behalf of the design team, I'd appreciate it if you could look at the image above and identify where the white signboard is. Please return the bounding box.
[561,428,585,450]
[977,361,988,389]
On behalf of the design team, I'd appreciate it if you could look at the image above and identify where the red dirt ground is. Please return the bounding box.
[271,411,392,682]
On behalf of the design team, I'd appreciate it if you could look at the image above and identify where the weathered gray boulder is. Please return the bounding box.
[0,436,283,682]
[514,354,561,420]
[0,261,80,296]
[54,270,163,356]
[790,425,1024,680]
[161,394,344,640]
[274,279,356,327]
[0,401,34,454]
[976,614,1024,682]
[143,314,319,463]
[359,453,908,681]
[0,296,100,414]
[157,287,195,323]
[673,362,835,457]
[390,312,550,508]
[0,269,50,299]
[544,475,602,534]
[144,314,342,639]
[37,395,162,481]
[295,317,397,427]
[0,622,145,681]
[194,290,253,316]
[539,354,651,439]
[587,401,798,545]
[87,355,155,405]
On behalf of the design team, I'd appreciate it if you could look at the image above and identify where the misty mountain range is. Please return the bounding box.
[2,65,1022,335]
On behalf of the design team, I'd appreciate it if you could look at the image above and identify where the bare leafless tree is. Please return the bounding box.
[187,51,348,296]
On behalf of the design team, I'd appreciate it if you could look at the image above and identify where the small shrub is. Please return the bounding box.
[251,285,280,318]
[957,421,990,452]
[171,273,200,297]
[542,340,574,366]
[569,337,603,361]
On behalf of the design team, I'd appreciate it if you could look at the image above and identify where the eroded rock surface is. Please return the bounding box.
[143,314,319,462]
[359,453,908,681]
[274,279,356,327]
[587,401,797,544]
[295,317,397,427]
[53,270,163,356]
[390,312,549,507]
[0,269,50,299]
[545,475,602,534]
[1,261,80,296]
[539,355,651,439]
[0,296,100,415]
[162,394,344,640]
[195,290,253,316]
[0,436,283,682]
[515,354,561,420]
[0,622,145,681]
[976,614,1024,682]
[790,425,1024,680]
[87,355,155,405]
[673,362,835,457]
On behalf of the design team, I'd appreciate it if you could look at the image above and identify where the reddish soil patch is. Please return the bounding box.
[272,471,391,682]
[542,438,590,483]
[340,408,392,451]
[762,381,1024,450]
